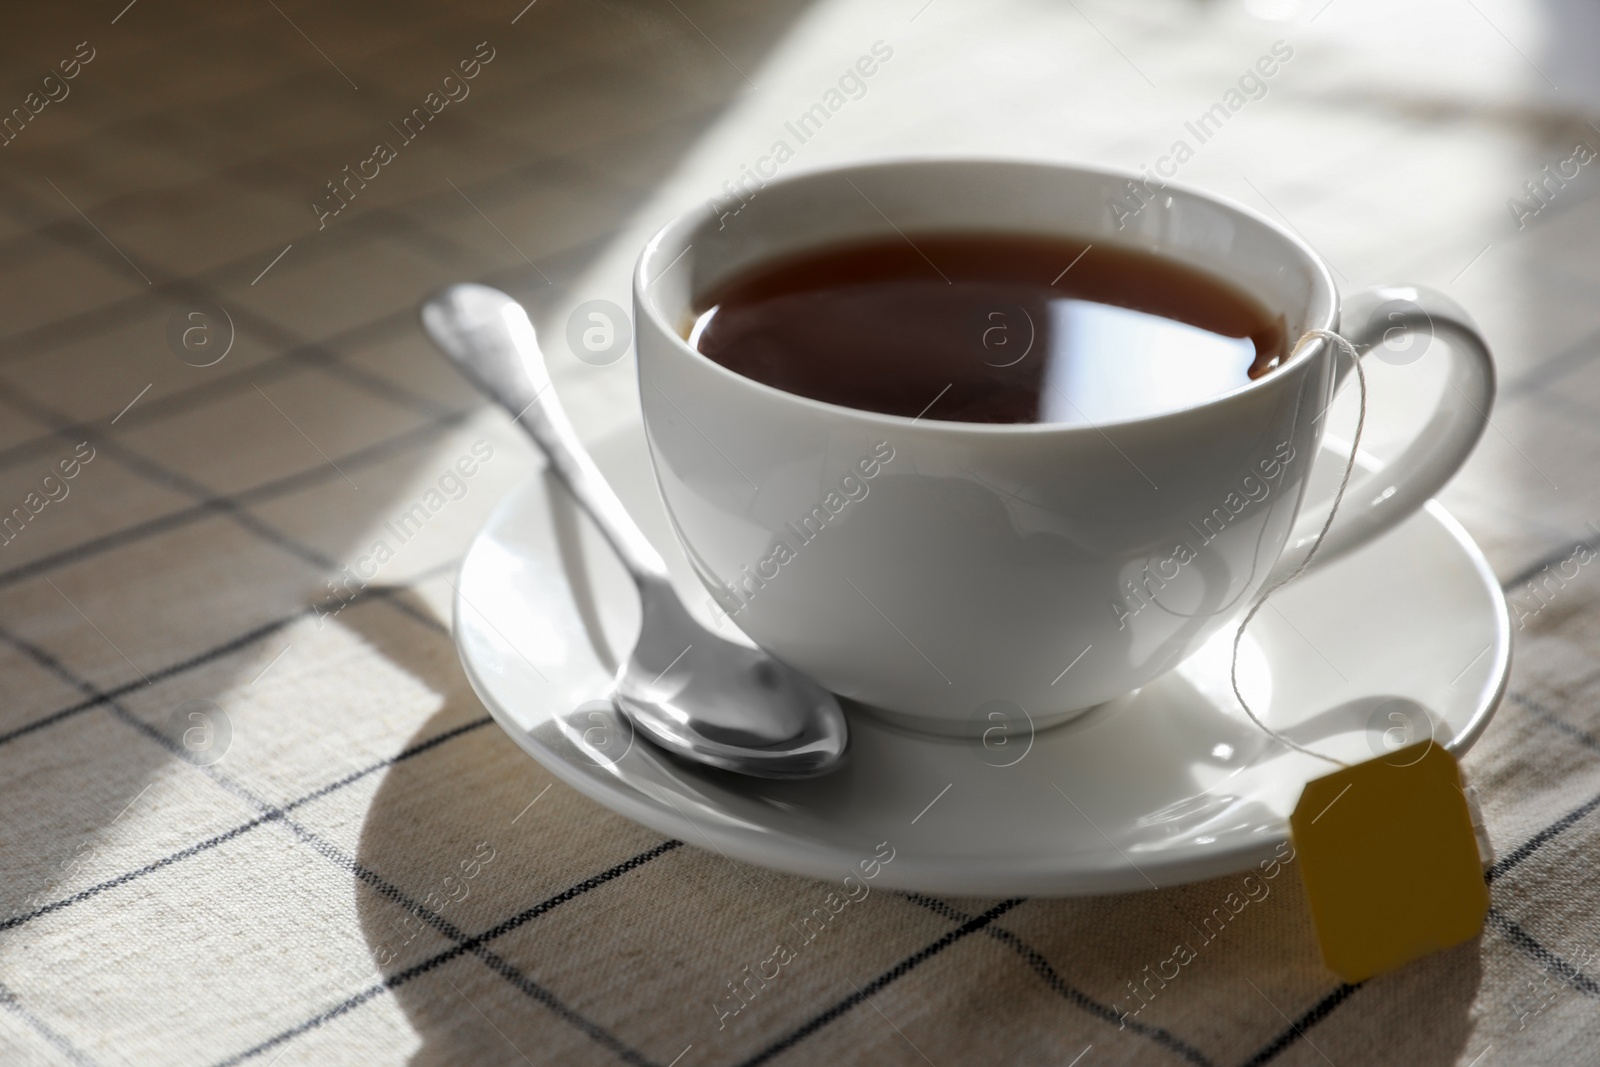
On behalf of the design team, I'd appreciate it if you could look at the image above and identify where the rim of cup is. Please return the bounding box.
[633,154,1340,436]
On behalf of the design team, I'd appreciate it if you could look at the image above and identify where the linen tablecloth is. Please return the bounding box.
[3,0,1600,1063]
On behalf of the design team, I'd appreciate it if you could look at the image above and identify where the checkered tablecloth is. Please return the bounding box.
[4,0,1600,1064]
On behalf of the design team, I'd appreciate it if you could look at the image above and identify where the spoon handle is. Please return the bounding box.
[422,284,671,586]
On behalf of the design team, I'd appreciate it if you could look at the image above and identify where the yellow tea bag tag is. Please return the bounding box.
[1289,741,1488,983]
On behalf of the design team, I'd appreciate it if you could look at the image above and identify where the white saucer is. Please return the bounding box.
[453,437,1510,895]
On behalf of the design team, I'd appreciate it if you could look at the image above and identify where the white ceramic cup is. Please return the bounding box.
[632,158,1494,736]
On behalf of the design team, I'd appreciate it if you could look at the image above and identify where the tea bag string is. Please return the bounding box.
[1229,329,1367,769]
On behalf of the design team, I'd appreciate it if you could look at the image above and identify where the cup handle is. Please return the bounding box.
[1269,284,1496,582]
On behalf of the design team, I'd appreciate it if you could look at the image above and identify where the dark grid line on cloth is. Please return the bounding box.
[9,162,1600,1064]
[0,373,344,573]
[0,403,475,596]
[733,898,1026,1067]
[0,215,395,367]
[10,534,1600,1063]
[9,585,1600,1065]
[1486,908,1600,997]
[1503,530,1600,591]
[0,618,657,1066]
[0,218,492,633]
[9,529,1596,1067]
[89,435,332,571]
[0,561,465,922]
[0,222,646,1055]
[0,302,428,476]
[210,840,685,1067]
[0,292,449,442]
[0,262,477,590]
[0,122,523,294]
[1234,696,1600,1065]
[1488,787,1600,886]
[203,303,458,423]
[902,893,1215,1066]
[1467,691,1600,1002]
[0,158,614,500]
[1215,551,1600,1062]
[0,349,308,475]
[1487,693,1600,889]
[1235,984,1360,1067]
[264,312,458,410]
[0,179,490,583]
[0,155,592,369]
[6,547,1552,1064]
[1506,690,1600,751]
[0,173,595,601]
[0,713,493,933]
[0,174,432,361]
[0,980,97,1067]
[0,212,499,739]
[0,134,616,308]
[0,609,466,929]
[0,274,480,706]
[0,556,458,749]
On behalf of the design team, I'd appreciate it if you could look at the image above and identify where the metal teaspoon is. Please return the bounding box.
[420,284,849,778]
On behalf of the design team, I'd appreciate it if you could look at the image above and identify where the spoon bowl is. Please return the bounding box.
[617,584,847,775]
